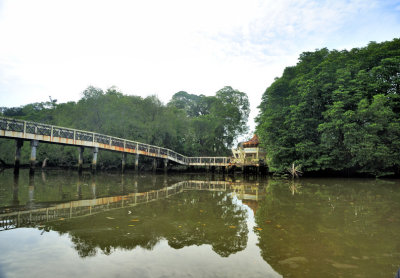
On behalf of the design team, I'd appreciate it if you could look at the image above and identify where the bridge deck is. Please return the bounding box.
[0,117,231,167]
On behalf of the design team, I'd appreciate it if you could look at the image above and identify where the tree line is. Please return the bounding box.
[256,38,400,177]
[0,86,249,169]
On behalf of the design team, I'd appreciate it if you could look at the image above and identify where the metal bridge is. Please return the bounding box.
[0,117,231,172]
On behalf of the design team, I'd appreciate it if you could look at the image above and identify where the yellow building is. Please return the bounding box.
[231,134,267,167]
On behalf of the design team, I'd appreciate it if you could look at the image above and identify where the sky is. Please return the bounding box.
[0,0,399,132]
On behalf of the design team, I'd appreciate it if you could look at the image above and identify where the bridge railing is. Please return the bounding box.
[187,157,231,165]
[0,117,230,166]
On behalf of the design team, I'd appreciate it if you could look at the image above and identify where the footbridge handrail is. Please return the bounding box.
[0,117,231,166]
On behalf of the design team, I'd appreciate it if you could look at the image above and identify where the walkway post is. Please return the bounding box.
[14,139,24,175]
[121,152,126,173]
[164,158,168,173]
[92,147,98,173]
[134,153,139,172]
[78,146,84,173]
[29,140,39,175]
[152,158,157,172]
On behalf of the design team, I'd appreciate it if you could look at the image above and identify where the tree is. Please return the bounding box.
[256,38,400,176]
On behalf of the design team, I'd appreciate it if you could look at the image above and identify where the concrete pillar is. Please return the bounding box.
[121,153,126,173]
[92,147,98,173]
[164,158,168,173]
[29,140,39,175]
[78,146,84,173]
[152,158,157,172]
[134,154,139,172]
[14,139,24,175]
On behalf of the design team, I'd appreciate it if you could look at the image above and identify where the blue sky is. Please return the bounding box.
[0,0,399,132]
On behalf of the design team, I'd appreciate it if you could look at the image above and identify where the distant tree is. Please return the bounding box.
[169,86,250,155]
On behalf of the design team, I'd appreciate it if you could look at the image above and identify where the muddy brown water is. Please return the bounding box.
[0,169,399,277]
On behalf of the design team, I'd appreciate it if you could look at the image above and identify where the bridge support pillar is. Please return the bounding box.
[152,158,157,172]
[92,147,98,173]
[134,153,139,172]
[14,139,24,176]
[29,140,39,176]
[164,158,168,173]
[121,153,126,173]
[78,146,84,173]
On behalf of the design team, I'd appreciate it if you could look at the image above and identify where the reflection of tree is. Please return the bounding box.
[254,179,400,278]
[73,237,98,257]
[288,181,301,195]
[45,190,248,258]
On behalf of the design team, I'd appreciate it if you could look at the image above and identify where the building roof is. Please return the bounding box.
[243,134,259,148]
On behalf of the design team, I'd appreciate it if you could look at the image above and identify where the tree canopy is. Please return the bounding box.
[168,86,250,156]
[256,38,400,177]
[0,86,249,167]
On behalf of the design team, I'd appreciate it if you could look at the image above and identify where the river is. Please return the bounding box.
[0,169,399,277]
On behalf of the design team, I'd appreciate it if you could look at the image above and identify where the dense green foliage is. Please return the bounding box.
[256,39,400,177]
[0,86,249,168]
[168,88,249,155]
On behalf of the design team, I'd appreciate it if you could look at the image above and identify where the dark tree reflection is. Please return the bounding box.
[46,190,248,258]
[254,178,400,278]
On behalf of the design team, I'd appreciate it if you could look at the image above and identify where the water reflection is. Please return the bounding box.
[255,178,400,278]
[1,170,400,277]
[44,189,248,258]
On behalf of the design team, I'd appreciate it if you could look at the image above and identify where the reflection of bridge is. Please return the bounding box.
[0,117,231,174]
[0,180,264,231]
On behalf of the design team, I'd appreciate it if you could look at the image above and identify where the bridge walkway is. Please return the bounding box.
[0,117,231,171]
